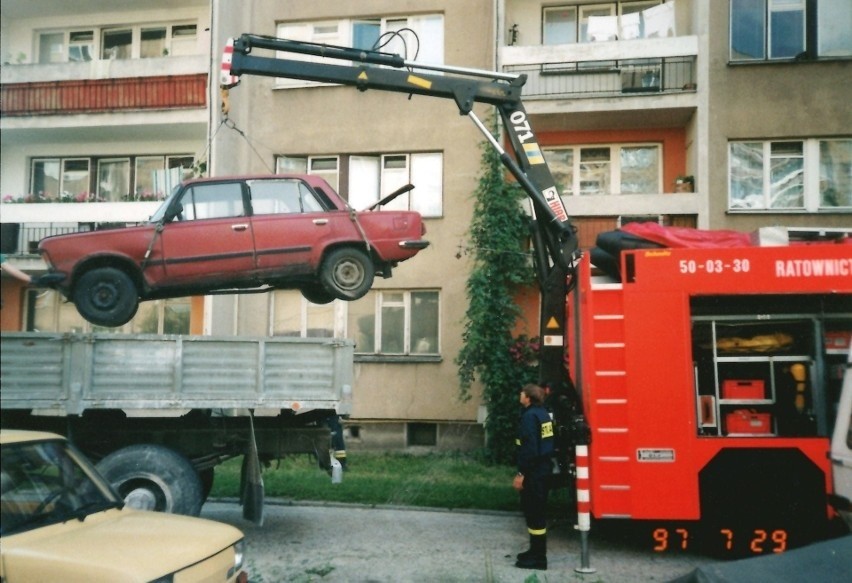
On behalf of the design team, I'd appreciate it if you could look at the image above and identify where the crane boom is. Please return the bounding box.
[223,33,580,402]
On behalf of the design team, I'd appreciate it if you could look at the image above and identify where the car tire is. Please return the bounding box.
[73,267,139,327]
[300,284,336,305]
[319,247,375,301]
[96,444,204,516]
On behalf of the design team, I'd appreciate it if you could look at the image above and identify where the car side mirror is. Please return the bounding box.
[163,202,184,223]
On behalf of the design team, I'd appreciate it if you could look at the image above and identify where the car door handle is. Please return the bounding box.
[313,219,329,226]
[231,223,249,232]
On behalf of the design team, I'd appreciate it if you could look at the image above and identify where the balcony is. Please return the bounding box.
[1,74,207,117]
[500,37,698,101]
[0,202,160,257]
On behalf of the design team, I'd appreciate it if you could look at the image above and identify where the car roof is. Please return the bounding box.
[182,174,332,189]
[0,429,65,446]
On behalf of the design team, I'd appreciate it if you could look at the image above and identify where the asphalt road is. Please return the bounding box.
[202,500,714,583]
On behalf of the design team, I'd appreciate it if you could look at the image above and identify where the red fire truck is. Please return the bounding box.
[222,34,851,558]
[568,236,850,556]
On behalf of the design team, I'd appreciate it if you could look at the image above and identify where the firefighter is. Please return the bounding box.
[513,383,554,570]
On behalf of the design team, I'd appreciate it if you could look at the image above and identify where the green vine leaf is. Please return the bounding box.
[456,118,539,464]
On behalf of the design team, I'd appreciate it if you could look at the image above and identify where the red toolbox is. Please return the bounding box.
[725,410,772,435]
[722,379,765,400]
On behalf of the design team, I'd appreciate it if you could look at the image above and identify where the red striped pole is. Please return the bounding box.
[574,444,596,573]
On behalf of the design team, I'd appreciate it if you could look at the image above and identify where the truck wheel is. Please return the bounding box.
[73,267,139,327]
[320,247,374,301]
[97,444,203,516]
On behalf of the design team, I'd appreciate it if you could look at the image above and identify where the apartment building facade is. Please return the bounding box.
[1,0,212,333]
[2,1,849,450]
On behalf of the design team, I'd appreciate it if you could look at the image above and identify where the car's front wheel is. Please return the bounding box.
[320,247,375,301]
[73,267,139,327]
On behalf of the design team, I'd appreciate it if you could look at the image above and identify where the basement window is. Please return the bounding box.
[407,423,437,447]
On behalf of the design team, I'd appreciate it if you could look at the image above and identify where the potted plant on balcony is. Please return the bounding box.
[674,175,694,193]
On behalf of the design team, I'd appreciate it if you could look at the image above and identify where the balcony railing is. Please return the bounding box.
[1,73,207,117]
[499,36,699,100]
[506,55,696,99]
[1,222,149,257]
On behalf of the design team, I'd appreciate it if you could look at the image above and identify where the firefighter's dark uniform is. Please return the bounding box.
[516,401,554,569]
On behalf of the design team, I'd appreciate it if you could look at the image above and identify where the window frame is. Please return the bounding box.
[274,14,444,89]
[543,143,662,196]
[25,289,190,334]
[36,21,197,63]
[728,138,852,212]
[730,0,851,62]
[541,1,663,44]
[30,154,191,202]
[276,152,444,217]
[350,289,441,361]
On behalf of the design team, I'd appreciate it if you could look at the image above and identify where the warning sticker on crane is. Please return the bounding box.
[543,187,569,223]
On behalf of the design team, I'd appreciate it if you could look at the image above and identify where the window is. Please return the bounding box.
[180,183,245,220]
[349,153,443,216]
[275,14,444,88]
[141,27,167,58]
[30,158,91,201]
[26,290,189,334]
[407,423,438,447]
[542,1,665,44]
[248,179,325,215]
[277,152,443,217]
[731,0,851,61]
[729,138,851,211]
[97,159,130,202]
[543,144,661,195]
[102,28,132,60]
[349,290,440,356]
[30,155,190,202]
[37,23,197,63]
[272,290,342,338]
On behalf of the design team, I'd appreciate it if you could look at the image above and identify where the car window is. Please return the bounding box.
[249,179,326,215]
[180,183,245,220]
[1,440,115,536]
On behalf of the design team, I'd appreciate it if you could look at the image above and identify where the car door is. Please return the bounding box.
[154,181,256,288]
[248,178,354,278]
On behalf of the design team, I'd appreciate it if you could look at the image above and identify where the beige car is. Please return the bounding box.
[0,430,247,583]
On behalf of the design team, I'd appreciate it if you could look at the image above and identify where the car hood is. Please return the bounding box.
[1,508,242,582]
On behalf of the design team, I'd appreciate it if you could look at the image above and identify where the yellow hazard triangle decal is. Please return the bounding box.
[358,71,369,81]
[546,316,559,329]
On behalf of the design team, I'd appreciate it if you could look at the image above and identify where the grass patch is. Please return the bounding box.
[210,451,573,514]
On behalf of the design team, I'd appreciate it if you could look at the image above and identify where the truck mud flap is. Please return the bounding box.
[241,413,265,526]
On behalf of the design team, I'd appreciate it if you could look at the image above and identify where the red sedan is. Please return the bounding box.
[38,175,428,327]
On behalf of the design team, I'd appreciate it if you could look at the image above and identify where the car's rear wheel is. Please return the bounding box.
[73,267,139,327]
[300,284,335,305]
[97,444,203,516]
[320,247,375,301]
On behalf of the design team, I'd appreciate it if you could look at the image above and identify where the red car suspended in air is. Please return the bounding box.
[38,174,428,327]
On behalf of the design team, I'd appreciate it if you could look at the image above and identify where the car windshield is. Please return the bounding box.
[1,439,122,536]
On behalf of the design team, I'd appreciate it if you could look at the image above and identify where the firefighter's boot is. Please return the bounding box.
[515,533,547,570]
[516,534,535,561]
